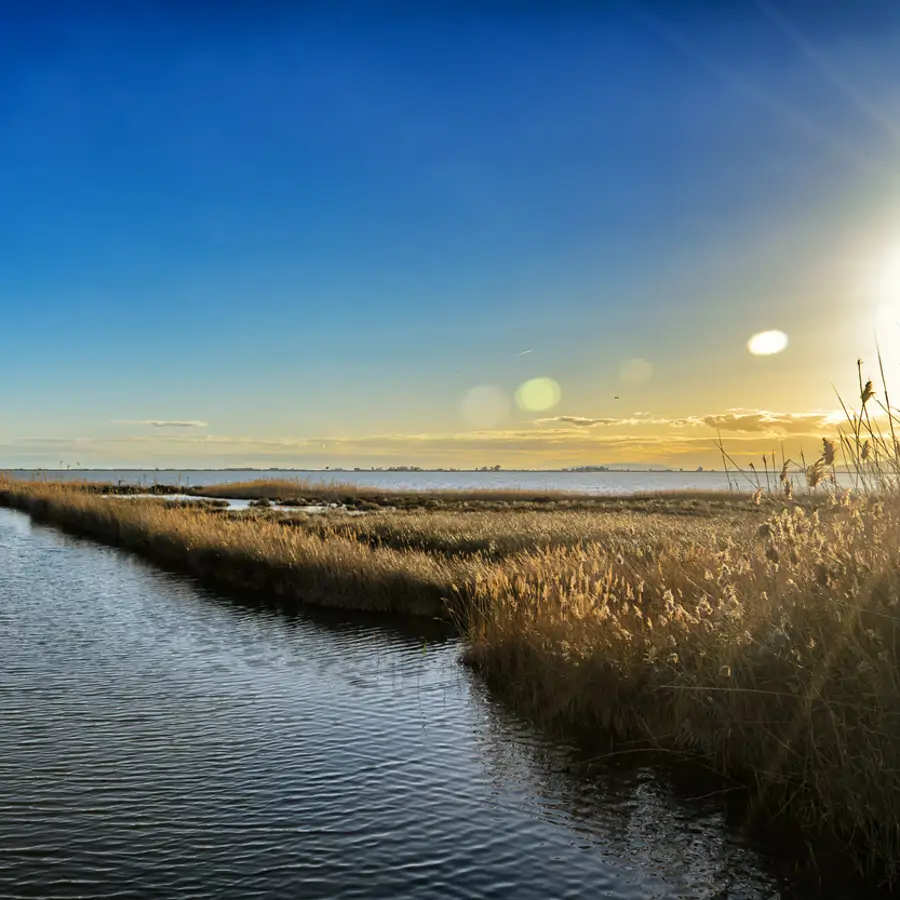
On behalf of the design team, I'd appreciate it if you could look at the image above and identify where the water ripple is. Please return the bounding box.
[0,508,867,899]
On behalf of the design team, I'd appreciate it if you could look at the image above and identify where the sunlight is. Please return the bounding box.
[874,246,900,364]
[747,330,788,356]
[876,246,900,306]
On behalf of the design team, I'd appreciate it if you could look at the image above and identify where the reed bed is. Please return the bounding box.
[195,477,780,509]
[465,493,900,875]
[4,356,900,879]
[462,359,900,880]
[285,507,748,560]
[195,477,581,505]
[0,481,476,617]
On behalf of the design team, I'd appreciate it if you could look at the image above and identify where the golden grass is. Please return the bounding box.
[0,481,476,617]
[465,493,900,878]
[195,477,783,508]
[3,461,900,879]
[284,506,747,560]
[195,477,581,504]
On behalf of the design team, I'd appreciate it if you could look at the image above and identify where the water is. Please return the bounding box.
[111,493,336,513]
[5,468,759,494]
[0,507,871,898]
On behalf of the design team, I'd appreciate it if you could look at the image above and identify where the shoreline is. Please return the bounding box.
[1,477,897,885]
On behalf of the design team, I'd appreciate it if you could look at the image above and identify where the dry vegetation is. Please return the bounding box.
[466,493,900,877]
[196,477,579,505]
[193,477,772,514]
[4,361,900,879]
[270,505,756,560]
[1,478,899,877]
[0,482,474,617]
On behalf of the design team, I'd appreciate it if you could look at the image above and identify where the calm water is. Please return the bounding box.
[6,468,759,493]
[0,507,871,898]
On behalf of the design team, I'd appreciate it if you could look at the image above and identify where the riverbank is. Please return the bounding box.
[2,477,898,883]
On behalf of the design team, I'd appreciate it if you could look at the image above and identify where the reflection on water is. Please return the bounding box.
[0,508,876,898]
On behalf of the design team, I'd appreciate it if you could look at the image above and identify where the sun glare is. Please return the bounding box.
[872,247,900,364]
[877,247,900,305]
[747,330,788,356]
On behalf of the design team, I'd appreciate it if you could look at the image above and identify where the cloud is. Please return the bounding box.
[1,406,862,469]
[542,416,621,427]
[539,409,848,435]
[534,416,638,428]
[537,415,683,428]
[699,411,843,434]
[114,419,209,428]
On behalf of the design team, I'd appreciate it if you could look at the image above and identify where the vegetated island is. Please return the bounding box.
[0,454,897,886]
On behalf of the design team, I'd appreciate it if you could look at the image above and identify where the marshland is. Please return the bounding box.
[4,375,900,893]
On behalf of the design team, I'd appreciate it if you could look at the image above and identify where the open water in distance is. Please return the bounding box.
[1,468,853,493]
[0,507,881,898]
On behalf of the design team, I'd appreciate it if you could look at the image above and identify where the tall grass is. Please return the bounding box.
[4,357,900,878]
[196,478,581,504]
[464,359,900,880]
[0,482,476,618]
[465,493,900,873]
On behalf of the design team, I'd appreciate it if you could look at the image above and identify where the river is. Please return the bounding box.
[0,507,874,898]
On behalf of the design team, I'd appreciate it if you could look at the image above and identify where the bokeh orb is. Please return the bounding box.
[515,377,561,412]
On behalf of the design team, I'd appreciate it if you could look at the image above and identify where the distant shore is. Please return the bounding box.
[1,466,726,473]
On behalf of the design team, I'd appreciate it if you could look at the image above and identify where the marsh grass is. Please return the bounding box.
[194,478,770,510]
[194,477,581,505]
[464,492,900,875]
[461,358,900,881]
[0,482,476,617]
[4,359,900,879]
[283,506,755,561]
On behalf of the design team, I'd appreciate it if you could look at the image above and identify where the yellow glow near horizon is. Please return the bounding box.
[460,385,510,428]
[515,377,561,412]
[877,246,900,304]
[747,330,788,356]
[873,246,900,365]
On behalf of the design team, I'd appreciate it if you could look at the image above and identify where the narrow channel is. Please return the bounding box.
[0,507,863,898]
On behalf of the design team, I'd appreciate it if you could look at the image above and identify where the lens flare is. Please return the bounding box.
[460,385,509,428]
[747,330,788,356]
[515,377,561,412]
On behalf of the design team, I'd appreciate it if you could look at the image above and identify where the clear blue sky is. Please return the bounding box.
[3,1,900,468]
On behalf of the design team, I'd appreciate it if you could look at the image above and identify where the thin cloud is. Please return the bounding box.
[537,415,684,428]
[700,411,843,434]
[114,419,209,428]
[540,416,621,427]
[539,409,848,434]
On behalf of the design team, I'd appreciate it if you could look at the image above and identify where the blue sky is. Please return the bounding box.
[3,2,900,468]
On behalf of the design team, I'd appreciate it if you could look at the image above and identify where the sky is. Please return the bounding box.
[3,1,900,470]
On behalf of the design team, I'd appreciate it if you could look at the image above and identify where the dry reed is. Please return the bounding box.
[4,356,900,879]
